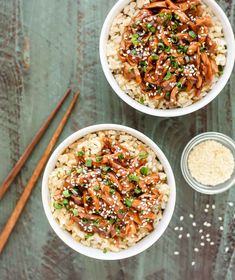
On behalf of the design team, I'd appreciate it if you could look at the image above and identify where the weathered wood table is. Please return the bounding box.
[0,0,234,279]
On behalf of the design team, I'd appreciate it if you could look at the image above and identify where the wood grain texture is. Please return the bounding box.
[0,0,234,279]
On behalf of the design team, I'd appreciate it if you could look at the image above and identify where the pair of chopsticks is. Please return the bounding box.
[0,89,79,254]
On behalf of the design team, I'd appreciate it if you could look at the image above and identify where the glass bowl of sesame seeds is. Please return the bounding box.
[42,124,176,260]
[181,132,235,194]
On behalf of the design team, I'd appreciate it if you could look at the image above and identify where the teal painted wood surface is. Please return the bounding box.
[0,0,234,279]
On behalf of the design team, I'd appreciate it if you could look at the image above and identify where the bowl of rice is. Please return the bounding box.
[100,0,235,117]
[42,124,176,260]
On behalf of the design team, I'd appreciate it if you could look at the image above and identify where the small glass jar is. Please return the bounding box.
[181,132,235,195]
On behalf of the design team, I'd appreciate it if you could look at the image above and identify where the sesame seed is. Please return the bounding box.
[191,261,195,266]
[189,214,194,219]
[180,216,184,221]
[194,248,199,252]
[174,251,180,255]
[186,233,190,238]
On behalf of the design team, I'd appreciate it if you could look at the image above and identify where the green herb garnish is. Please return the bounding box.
[118,153,124,160]
[110,189,116,196]
[103,248,108,253]
[128,174,140,182]
[139,152,148,160]
[124,197,134,207]
[134,188,142,194]
[102,166,111,173]
[96,156,103,162]
[164,71,172,81]
[140,166,149,176]
[72,208,79,216]
[131,33,139,45]
[94,185,100,191]
[189,31,197,39]
[85,233,93,240]
[151,53,159,60]
[53,202,63,209]
[85,159,93,167]
[176,82,182,89]
[63,190,71,198]
[63,199,69,205]
[77,150,84,157]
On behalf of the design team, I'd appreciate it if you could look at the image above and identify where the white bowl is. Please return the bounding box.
[100,0,235,117]
[42,124,176,260]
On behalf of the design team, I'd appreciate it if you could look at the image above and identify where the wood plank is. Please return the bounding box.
[0,0,234,279]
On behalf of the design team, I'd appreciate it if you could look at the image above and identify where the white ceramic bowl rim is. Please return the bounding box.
[42,124,176,260]
[100,0,235,117]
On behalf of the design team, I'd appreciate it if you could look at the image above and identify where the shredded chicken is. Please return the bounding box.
[118,0,220,104]
[53,137,166,242]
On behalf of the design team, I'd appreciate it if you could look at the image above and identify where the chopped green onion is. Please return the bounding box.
[108,219,116,224]
[53,202,63,209]
[139,96,145,104]
[189,31,197,39]
[118,209,125,214]
[176,82,182,89]
[94,185,100,191]
[158,12,166,17]
[102,166,111,173]
[86,196,92,203]
[147,24,156,33]
[178,45,188,53]
[124,197,134,207]
[92,219,100,225]
[158,42,165,50]
[131,33,139,45]
[165,92,171,98]
[174,14,179,20]
[85,233,93,240]
[63,199,69,205]
[163,71,172,81]
[110,189,115,196]
[185,56,190,63]
[96,155,103,163]
[140,167,149,176]
[103,248,108,254]
[72,208,79,216]
[76,168,83,174]
[77,150,84,157]
[178,65,184,72]
[140,210,144,215]
[139,152,148,160]
[128,67,134,72]
[131,49,137,55]
[71,188,79,195]
[134,188,142,194]
[85,159,93,167]
[151,53,159,60]
[128,174,140,182]
[200,46,207,52]
[118,153,124,160]
[63,190,71,198]
[171,35,178,43]
[165,46,171,53]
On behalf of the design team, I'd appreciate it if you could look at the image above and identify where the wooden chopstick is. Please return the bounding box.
[0,91,79,254]
[0,89,71,200]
